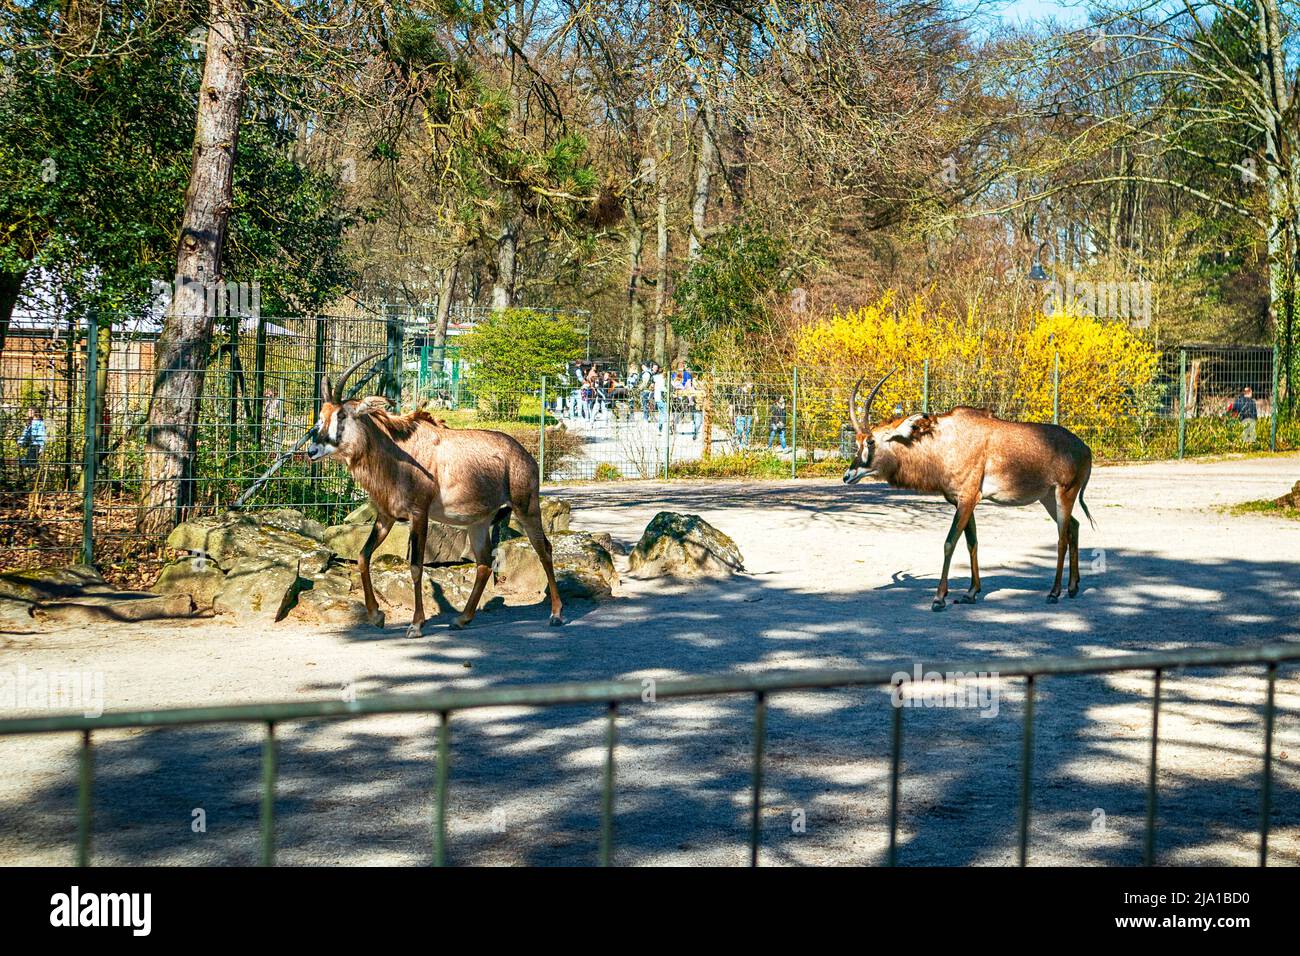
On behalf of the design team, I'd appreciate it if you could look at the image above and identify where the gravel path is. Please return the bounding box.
[2,453,1298,866]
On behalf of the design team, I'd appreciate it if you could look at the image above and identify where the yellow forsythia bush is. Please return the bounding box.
[792,294,1159,448]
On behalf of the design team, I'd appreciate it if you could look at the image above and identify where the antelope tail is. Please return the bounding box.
[1078,475,1096,530]
[490,505,513,556]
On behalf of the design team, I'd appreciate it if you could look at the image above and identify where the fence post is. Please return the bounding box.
[81,310,100,567]
[662,372,672,479]
[790,367,798,479]
[922,358,929,415]
[1177,349,1187,459]
[538,376,547,481]
[1052,350,1060,425]
[1271,344,1280,452]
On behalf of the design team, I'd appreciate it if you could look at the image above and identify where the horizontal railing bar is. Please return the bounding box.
[3,643,1298,737]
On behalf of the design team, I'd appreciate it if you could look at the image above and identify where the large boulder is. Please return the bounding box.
[505,498,571,537]
[168,512,321,572]
[256,508,326,541]
[288,589,373,627]
[627,512,744,580]
[494,531,618,600]
[363,554,495,612]
[0,565,111,603]
[212,555,305,624]
[31,592,194,624]
[323,519,472,564]
[153,558,227,610]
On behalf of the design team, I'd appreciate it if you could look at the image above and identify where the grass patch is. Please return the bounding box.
[1225,500,1300,520]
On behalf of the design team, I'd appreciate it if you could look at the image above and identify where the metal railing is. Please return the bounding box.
[1,643,1294,867]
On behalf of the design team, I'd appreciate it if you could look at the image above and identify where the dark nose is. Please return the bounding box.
[306,443,323,460]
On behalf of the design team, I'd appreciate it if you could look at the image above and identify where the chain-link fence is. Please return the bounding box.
[0,313,1293,584]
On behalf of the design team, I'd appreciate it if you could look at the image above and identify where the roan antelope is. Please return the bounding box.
[842,371,1094,610]
[306,354,564,636]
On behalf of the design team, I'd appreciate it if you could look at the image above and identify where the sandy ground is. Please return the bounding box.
[1,453,1298,867]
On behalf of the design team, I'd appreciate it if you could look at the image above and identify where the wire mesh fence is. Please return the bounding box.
[0,311,1292,584]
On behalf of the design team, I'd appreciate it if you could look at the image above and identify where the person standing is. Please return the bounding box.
[263,386,284,449]
[733,382,755,448]
[768,395,788,451]
[18,408,47,484]
[1228,385,1258,445]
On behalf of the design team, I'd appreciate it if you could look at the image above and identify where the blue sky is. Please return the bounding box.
[993,0,1090,25]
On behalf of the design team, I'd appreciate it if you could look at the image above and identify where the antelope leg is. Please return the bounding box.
[358,515,394,627]
[406,511,428,638]
[517,505,564,626]
[452,522,493,629]
[953,512,981,603]
[934,501,975,611]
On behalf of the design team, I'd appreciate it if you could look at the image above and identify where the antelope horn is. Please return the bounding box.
[332,352,383,401]
[849,369,897,432]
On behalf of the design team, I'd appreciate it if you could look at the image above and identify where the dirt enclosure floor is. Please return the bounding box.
[2,453,1299,866]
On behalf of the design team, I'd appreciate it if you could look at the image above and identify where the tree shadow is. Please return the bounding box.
[2,481,1298,865]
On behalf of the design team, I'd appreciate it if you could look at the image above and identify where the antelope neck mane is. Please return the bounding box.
[363,404,447,442]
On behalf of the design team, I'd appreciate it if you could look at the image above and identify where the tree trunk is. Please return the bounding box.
[433,257,459,360]
[653,173,670,366]
[0,269,25,355]
[141,0,247,533]
[688,102,717,261]
[490,212,521,311]
[625,201,646,368]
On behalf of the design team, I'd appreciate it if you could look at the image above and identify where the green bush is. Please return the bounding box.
[458,309,584,417]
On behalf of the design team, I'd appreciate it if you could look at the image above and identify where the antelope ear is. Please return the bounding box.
[319,374,334,403]
[884,414,926,443]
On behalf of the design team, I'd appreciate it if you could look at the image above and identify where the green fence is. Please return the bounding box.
[0,312,1293,582]
[0,643,1293,866]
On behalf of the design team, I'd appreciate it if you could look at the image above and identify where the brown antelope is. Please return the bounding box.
[842,371,1094,610]
[306,354,564,637]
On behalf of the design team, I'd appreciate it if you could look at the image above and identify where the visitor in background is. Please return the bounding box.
[768,395,788,450]
[734,382,755,448]
[1228,385,1258,445]
[18,408,46,484]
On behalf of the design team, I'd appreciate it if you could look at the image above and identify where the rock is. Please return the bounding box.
[627,512,744,580]
[287,589,372,627]
[0,596,35,625]
[297,548,334,577]
[256,508,325,541]
[507,498,571,537]
[212,555,305,624]
[323,519,472,564]
[168,513,321,572]
[0,564,110,603]
[1273,480,1300,509]
[361,555,494,612]
[344,502,376,524]
[494,531,618,600]
[153,559,227,610]
[31,592,194,624]
[427,564,495,611]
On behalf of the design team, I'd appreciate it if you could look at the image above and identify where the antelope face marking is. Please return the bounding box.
[843,431,876,484]
[307,402,347,461]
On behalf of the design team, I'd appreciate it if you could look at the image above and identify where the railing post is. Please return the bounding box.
[538,376,547,481]
[81,310,99,567]
[749,691,767,866]
[1177,349,1187,459]
[77,729,93,867]
[1270,344,1280,452]
[790,366,798,479]
[600,701,617,866]
[1143,669,1161,866]
[922,358,929,415]
[1052,351,1060,425]
[662,372,672,479]
[1018,675,1036,866]
[261,721,277,866]
[887,690,902,867]
[1260,662,1277,866]
[434,711,450,867]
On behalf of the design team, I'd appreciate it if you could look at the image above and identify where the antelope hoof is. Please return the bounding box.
[1068,585,1079,598]
[451,615,470,630]
[366,609,385,628]
[549,614,565,627]
[931,597,947,612]
[405,621,424,640]
[954,592,980,605]
[1046,593,1060,605]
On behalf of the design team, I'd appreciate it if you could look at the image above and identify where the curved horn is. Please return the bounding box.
[849,369,897,432]
[332,352,383,401]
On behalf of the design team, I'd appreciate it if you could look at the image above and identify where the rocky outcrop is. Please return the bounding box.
[494,531,618,600]
[212,555,305,625]
[153,559,227,610]
[167,513,321,572]
[4,564,196,624]
[627,512,744,579]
